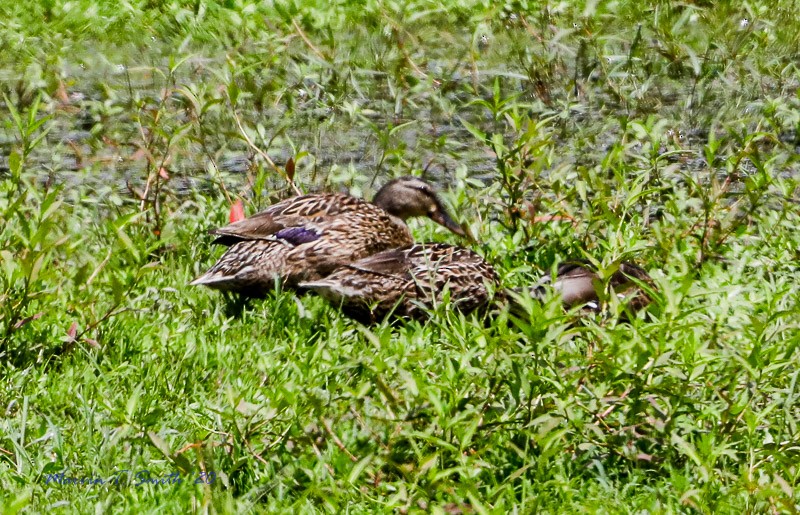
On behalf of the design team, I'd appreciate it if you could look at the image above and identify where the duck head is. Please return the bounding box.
[372,176,466,237]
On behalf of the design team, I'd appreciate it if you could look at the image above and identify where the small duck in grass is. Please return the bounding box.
[190,177,466,296]
[506,261,655,316]
[302,244,654,323]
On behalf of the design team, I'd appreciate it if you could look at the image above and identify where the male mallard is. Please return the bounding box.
[301,246,654,323]
[190,177,466,296]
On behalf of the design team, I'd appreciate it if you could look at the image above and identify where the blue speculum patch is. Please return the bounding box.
[275,227,321,245]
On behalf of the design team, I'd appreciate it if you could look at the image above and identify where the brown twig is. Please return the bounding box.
[292,18,327,61]
[83,249,113,289]
[246,441,270,466]
[230,108,302,196]
[196,115,233,205]
[322,419,358,462]
[597,386,633,420]
[379,11,428,80]
[310,442,336,477]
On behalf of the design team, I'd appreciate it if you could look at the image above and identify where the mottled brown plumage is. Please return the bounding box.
[300,243,500,323]
[303,251,654,324]
[190,177,465,296]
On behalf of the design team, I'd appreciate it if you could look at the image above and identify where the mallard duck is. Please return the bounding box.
[507,261,654,315]
[302,247,654,324]
[190,177,466,296]
[300,243,500,324]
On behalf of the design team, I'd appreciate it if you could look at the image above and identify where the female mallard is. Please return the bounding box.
[300,243,500,324]
[508,261,654,315]
[301,246,653,323]
[190,177,466,296]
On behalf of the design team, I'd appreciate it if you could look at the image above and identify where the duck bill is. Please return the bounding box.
[431,209,467,238]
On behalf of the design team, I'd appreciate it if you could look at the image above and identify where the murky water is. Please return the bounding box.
[2,41,798,199]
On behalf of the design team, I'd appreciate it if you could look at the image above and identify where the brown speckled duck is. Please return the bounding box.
[300,243,500,323]
[302,247,654,324]
[190,177,465,296]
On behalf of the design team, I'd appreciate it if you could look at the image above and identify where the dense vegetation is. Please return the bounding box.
[2,0,799,512]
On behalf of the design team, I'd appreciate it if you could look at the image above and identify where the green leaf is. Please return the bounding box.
[2,187,27,219]
[347,454,373,484]
[3,93,23,134]
[148,431,172,459]
[27,253,46,284]
[8,151,22,176]
[126,386,141,423]
[227,80,240,106]
[1,488,32,515]
[459,117,486,143]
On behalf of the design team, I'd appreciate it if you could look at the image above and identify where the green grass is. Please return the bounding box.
[2,0,800,512]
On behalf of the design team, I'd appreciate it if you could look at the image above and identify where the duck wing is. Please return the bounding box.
[302,244,498,321]
[338,247,414,277]
[209,193,367,245]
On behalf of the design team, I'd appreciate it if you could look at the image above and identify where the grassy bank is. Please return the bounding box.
[2,0,800,512]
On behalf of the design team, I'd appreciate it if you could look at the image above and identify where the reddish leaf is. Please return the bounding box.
[12,312,43,330]
[285,157,296,182]
[229,199,245,223]
[84,338,101,349]
[67,322,79,341]
[158,167,170,180]
[130,147,148,162]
